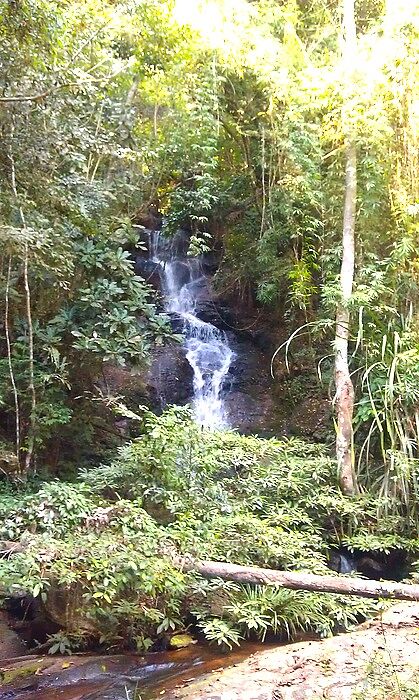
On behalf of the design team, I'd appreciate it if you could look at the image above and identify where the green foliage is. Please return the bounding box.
[222,584,372,641]
[352,651,419,700]
[1,408,405,652]
[0,496,186,650]
[0,482,98,539]
[53,233,172,364]
[0,0,417,487]
[196,617,242,651]
[47,632,84,656]
[0,0,181,470]
[0,0,418,664]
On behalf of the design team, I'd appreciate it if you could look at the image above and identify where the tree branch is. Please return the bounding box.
[0,72,124,104]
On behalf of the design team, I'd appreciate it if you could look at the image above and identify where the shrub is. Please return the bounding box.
[0,408,391,652]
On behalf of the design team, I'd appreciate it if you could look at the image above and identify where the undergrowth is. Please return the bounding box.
[1,407,417,653]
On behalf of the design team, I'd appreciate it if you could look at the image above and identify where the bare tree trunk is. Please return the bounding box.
[23,241,36,474]
[8,123,36,474]
[153,104,158,138]
[335,140,356,495]
[5,256,21,460]
[181,559,419,601]
[335,0,357,495]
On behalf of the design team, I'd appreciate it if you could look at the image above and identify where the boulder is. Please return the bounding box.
[133,258,162,290]
[169,634,197,649]
[41,586,97,636]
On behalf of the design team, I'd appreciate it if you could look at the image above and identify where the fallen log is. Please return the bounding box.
[3,541,419,602]
[181,559,419,601]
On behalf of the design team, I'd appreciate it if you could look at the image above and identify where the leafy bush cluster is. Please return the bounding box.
[2,407,405,653]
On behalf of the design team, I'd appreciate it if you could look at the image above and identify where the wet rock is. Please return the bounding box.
[354,549,407,581]
[0,611,27,660]
[99,346,194,419]
[0,654,140,699]
[0,659,43,690]
[224,336,283,435]
[168,260,192,288]
[40,587,97,637]
[102,321,283,434]
[101,364,149,412]
[147,343,194,410]
[224,391,277,435]
[289,397,332,441]
[200,250,219,275]
[328,549,407,581]
[134,258,162,290]
[194,300,235,328]
[328,550,356,575]
[170,229,190,258]
[133,206,162,231]
[169,634,197,649]
[357,556,386,579]
[101,253,319,438]
[0,644,265,700]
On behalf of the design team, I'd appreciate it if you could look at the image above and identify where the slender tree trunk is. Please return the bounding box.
[5,256,21,459]
[260,126,266,237]
[335,0,357,495]
[153,104,158,138]
[8,124,36,474]
[180,559,419,602]
[23,241,36,474]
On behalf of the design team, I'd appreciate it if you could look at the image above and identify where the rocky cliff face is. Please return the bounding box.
[145,335,282,435]
[129,231,284,435]
[105,231,332,439]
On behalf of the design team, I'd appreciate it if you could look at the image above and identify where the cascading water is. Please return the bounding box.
[148,230,233,430]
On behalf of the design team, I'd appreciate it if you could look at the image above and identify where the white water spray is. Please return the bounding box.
[148,230,233,429]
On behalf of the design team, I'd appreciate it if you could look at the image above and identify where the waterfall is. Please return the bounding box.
[148,230,233,429]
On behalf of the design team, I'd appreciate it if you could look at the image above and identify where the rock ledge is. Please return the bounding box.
[167,603,419,700]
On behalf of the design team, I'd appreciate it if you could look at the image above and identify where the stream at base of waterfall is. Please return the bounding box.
[148,229,234,430]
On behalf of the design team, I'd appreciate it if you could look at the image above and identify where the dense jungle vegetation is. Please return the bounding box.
[0,0,418,655]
